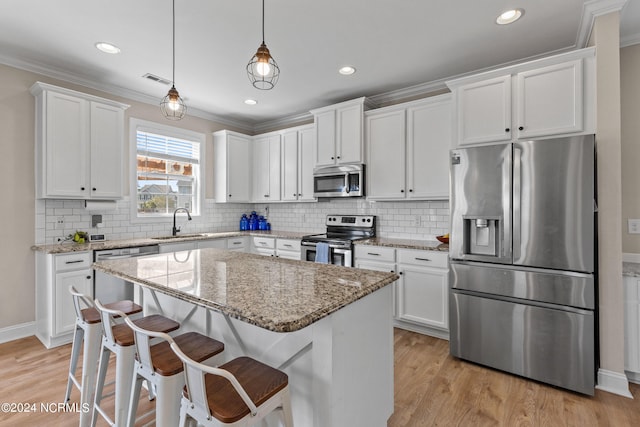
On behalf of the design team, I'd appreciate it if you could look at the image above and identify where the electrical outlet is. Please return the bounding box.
[413,215,421,227]
[55,217,65,230]
[629,219,640,234]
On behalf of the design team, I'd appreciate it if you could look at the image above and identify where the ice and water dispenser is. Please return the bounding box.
[463,217,501,257]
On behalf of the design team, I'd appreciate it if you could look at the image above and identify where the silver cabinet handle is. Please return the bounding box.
[367,252,381,256]
[284,244,293,248]
[232,241,242,245]
[65,260,84,264]
[415,257,431,262]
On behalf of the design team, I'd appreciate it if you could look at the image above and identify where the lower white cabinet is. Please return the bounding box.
[159,241,197,253]
[276,238,302,260]
[624,276,640,382]
[355,245,449,338]
[197,239,226,249]
[227,236,248,252]
[252,236,276,256]
[36,251,93,348]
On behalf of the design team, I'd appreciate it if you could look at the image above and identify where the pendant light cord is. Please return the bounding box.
[261,0,265,43]
[172,0,176,85]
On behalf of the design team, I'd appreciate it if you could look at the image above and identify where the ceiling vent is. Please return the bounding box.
[142,73,172,86]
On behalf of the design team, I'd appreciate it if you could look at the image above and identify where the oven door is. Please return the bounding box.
[301,243,353,267]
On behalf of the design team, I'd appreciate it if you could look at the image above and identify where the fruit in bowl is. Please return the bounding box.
[436,233,449,244]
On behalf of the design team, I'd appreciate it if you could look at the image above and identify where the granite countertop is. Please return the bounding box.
[355,237,449,252]
[93,248,398,333]
[623,262,640,277]
[32,230,312,254]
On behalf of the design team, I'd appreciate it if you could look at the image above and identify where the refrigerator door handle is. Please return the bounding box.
[512,145,522,262]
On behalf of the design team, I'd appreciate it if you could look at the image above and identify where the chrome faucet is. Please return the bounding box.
[172,208,192,236]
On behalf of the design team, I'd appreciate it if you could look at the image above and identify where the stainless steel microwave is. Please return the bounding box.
[313,164,365,198]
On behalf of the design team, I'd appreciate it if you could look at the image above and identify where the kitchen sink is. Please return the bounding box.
[152,234,210,240]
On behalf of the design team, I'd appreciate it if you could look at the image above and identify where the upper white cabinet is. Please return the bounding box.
[447,48,595,146]
[366,94,452,200]
[311,97,372,167]
[213,130,252,203]
[253,133,281,202]
[31,82,128,199]
[281,125,316,202]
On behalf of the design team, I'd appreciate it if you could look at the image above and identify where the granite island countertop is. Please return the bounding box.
[93,248,398,333]
[32,230,312,254]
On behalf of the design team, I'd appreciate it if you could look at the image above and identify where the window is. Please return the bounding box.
[130,119,204,219]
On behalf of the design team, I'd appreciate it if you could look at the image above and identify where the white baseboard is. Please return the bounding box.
[623,252,640,263]
[0,322,36,344]
[597,369,634,398]
[626,370,640,384]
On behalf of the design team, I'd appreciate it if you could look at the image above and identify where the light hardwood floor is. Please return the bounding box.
[0,329,638,426]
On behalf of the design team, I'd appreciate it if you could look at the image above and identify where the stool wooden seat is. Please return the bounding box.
[170,342,294,427]
[123,317,225,427]
[91,300,180,427]
[64,286,142,427]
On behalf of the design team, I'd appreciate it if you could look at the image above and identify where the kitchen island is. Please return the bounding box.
[93,248,398,427]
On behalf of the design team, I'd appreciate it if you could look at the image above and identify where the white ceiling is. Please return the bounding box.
[0,0,638,131]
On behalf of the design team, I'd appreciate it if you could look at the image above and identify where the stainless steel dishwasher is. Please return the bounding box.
[94,245,159,303]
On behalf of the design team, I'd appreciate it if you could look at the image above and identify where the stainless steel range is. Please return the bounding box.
[301,215,376,267]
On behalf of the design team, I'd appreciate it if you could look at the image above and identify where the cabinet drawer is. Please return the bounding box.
[398,249,448,269]
[227,237,246,249]
[55,252,92,271]
[355,245,396,263]
[253,237,275,249]
[276,239,301,252]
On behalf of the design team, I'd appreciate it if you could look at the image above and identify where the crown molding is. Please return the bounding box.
[577,0,628,47]
[0,52,254,133]
[621,32,640,47]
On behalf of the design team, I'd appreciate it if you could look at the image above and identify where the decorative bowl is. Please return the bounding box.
[436,235,449,244]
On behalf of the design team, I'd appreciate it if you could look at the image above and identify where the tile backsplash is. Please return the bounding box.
[36,198,449,244]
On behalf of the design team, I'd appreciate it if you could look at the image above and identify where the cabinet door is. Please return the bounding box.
[315,110,336,166]
[624,277,640,373]
[54,269,93,336]
[227,134,251,202]
[159,241,197,253]
[366,110,406,199]
[397,265,448,330]
[45,91,89,198]
[407,97,452,199]
[355,260,397,318]
[516,59,583,139]
[197,239,226,249]
[337,103,363,164]
[253,135,281,201]
[281,130,299,201]
[90,102,124,199]
[298,127,316,201]
[456,75,512,146]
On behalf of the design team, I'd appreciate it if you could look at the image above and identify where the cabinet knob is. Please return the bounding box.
[81,187,85,191]
[298,193,302,196]
[86,276,91,280]
[505,128,510,132]
[399,271,403,275]
[400,189,405,193]
[92,187,96,191]
[409,189,413,192]
[518,126,524,131]
[293,193,297,197]
[264,194,269,198]
[331,156,334,160]
[228,194,232,197]
[390,270,395,273]
[337,156,341,159]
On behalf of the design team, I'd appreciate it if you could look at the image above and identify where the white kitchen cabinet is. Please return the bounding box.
[159,241,196,253]
[36,251,93,348]
[447,48,595,146]
[396,249,449,335]
[253,134,281,202]
[366,95,452,200]
[197,239,226,249]
[227,236,248,252]
[311,97,370,167]
[252,236,275,256]
[31,82,128,199]
[281,126,316,202]
[624,276,640,382]
[355,245,397,317]
[276,238,302,260]
[213,130,252,203]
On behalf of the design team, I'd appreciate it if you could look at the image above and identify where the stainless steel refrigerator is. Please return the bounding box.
[449,135,596,395]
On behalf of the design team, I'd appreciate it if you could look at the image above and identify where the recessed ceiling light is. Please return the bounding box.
[244,99,257,105]
[496,9,524,25]
[339,66,356,76]
[95,42,121,54]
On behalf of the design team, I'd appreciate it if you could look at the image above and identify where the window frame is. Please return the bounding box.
[129,118,205,224]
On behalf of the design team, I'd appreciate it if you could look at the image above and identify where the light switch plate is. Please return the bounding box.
[628,219,640,234]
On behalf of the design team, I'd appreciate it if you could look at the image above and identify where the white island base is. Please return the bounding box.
[139,285,394,427]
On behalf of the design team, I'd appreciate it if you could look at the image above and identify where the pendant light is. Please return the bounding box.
[160,0,186,120]
[247,0,280,90]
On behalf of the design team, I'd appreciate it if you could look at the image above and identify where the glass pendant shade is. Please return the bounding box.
[247,42,280,90]
[160,85,186,120]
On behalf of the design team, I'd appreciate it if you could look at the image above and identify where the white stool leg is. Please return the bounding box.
[155,374,184,427]
[64,323,84,402]
[281,386,294,427]
[114,345,136,426]
[91,345,111,427]
[126,372,144,427]
[78,323,102,427]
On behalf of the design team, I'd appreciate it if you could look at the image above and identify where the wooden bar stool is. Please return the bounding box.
[170,337,294,427]
[91,299,180,427]
[121,314,225,427]
[64,286,143,427]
